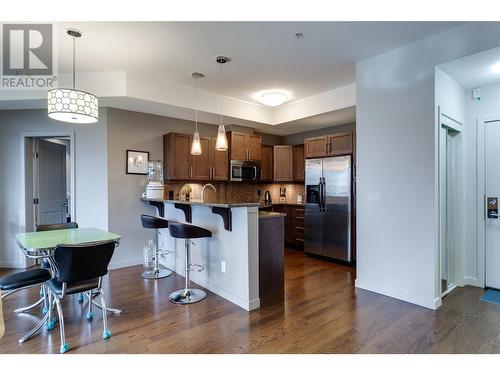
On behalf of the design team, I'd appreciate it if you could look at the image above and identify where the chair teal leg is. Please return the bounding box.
[53,294,69,353]
[99,288,111,340]
[77,292,84,303]
[86,290,94,320]
[46,291,57,330]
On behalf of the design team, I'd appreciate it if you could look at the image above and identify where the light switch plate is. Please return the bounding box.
[368,192,382,203]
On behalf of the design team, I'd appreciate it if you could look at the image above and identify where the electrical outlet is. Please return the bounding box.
[221,261,226,273]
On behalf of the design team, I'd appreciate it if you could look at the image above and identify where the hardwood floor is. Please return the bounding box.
[0,249,498,354]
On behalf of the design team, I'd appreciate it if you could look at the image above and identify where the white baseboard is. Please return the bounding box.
[355,278,440,310]
[0,261,25,269]
[464,276,483,288]
[109,257,142,270]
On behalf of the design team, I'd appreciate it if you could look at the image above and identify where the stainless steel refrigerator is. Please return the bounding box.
[304,156,352,262]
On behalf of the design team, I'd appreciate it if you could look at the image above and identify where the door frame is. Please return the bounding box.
[437,107,464,302]
[20,131,75,264]
[476,114,500,288]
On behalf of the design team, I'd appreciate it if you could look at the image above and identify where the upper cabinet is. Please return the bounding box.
[164,133,192,180]
[304,132,353,158]
[261,145,274,181]
[293,144,305,181]
[210,138,229,181]
[164,132,228,181]
[273,145,293,182]
[228,131,262,161]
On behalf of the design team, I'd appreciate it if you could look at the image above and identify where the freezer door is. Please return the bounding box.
[304,158,323,256]
[322,156,351,262]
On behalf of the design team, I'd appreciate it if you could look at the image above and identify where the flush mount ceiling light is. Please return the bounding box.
[260,92,288,107]
[190,72,204,156]
[47,29,98,124]
[492,61,500,73]
[215,56,230,151]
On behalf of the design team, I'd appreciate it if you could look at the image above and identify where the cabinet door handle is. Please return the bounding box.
[190,165,192,178]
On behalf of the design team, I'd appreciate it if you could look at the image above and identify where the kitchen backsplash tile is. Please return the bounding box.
[163,182,304,204]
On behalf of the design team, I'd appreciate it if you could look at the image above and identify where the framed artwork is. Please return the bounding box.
[126,150,149,175]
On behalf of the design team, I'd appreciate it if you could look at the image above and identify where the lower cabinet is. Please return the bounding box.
[271,204,304,248]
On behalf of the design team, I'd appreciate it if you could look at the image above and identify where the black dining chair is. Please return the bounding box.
[36,222,87,310]
[47,240,115,353]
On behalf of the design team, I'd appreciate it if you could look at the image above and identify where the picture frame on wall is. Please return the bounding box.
[126,150,149,175]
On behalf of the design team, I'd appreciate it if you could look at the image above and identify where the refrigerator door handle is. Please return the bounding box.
[322,177,326,212]
[318,178,323,211]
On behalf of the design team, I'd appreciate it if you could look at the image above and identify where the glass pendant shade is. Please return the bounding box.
[215,124,228,151]
[47,88,98,124]
[191,131,202,155]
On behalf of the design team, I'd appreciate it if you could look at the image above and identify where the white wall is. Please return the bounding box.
[0,109,108,268]
[355,22,500,310]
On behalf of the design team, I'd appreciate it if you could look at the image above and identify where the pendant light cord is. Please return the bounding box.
[195,77,198,132]
[219,61,223,126]
[72,35,76,89]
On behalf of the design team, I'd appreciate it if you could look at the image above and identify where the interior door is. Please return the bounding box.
[485,121,500,289]
[304,158,323,256]
[322,156,351,261]
[36,139,67,226]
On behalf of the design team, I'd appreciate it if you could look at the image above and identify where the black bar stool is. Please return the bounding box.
[168,222,212,304]
[141,214,172,279]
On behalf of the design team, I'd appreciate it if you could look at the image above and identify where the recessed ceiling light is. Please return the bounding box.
[260,92,288,107]
[492,61,500,73]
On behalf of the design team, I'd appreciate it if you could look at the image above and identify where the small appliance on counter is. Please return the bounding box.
[279,187,286,203]
[296,193,303,204]
[264,190,272,205]
[145,160,164,199]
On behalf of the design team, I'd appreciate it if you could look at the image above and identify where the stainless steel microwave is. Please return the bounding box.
[230,160,261,182]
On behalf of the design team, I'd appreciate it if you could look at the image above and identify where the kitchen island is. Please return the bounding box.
[141,197,261,310]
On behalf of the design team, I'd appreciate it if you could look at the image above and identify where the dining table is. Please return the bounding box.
[14,227,122,343]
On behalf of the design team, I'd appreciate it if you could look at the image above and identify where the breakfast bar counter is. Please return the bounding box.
[141,197,260,311]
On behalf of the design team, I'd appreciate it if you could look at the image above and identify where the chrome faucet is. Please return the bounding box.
[201,183,216,203]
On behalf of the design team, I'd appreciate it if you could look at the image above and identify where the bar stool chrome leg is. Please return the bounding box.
[169,239,206,304]
[142,228,172,280]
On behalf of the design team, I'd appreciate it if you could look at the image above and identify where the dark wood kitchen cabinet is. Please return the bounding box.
[260,145,273,181]
[305,132,353,158]
[273,145,293,182]
[228,131,262,161]
[191,137,211,180]
[271,204,304,248]
[210,138,229,181]
[293,144,305,181]
[164,132,228,181]
[164,133,192,180]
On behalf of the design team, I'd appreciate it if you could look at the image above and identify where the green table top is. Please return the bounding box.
[15,228,121,254]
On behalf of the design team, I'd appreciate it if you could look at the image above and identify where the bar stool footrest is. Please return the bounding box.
[188,264,204,272]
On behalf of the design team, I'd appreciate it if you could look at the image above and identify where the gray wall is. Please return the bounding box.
[355,22,500,309]
[282,123,356,145]
[107,108,223,268]
[0,108,108,268]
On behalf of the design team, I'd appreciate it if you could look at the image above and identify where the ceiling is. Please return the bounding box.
[439,45,500,89]
[58,22,462,105]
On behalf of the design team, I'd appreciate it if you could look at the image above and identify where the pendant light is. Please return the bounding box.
[47,29,98,124]
[215,56,230,151]
[190,72,204,155]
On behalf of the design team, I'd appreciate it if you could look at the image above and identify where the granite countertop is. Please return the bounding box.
[258,211,286,219]
[141,197,260,208]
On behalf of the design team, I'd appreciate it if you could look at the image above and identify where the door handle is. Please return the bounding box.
[489,211,499,219]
